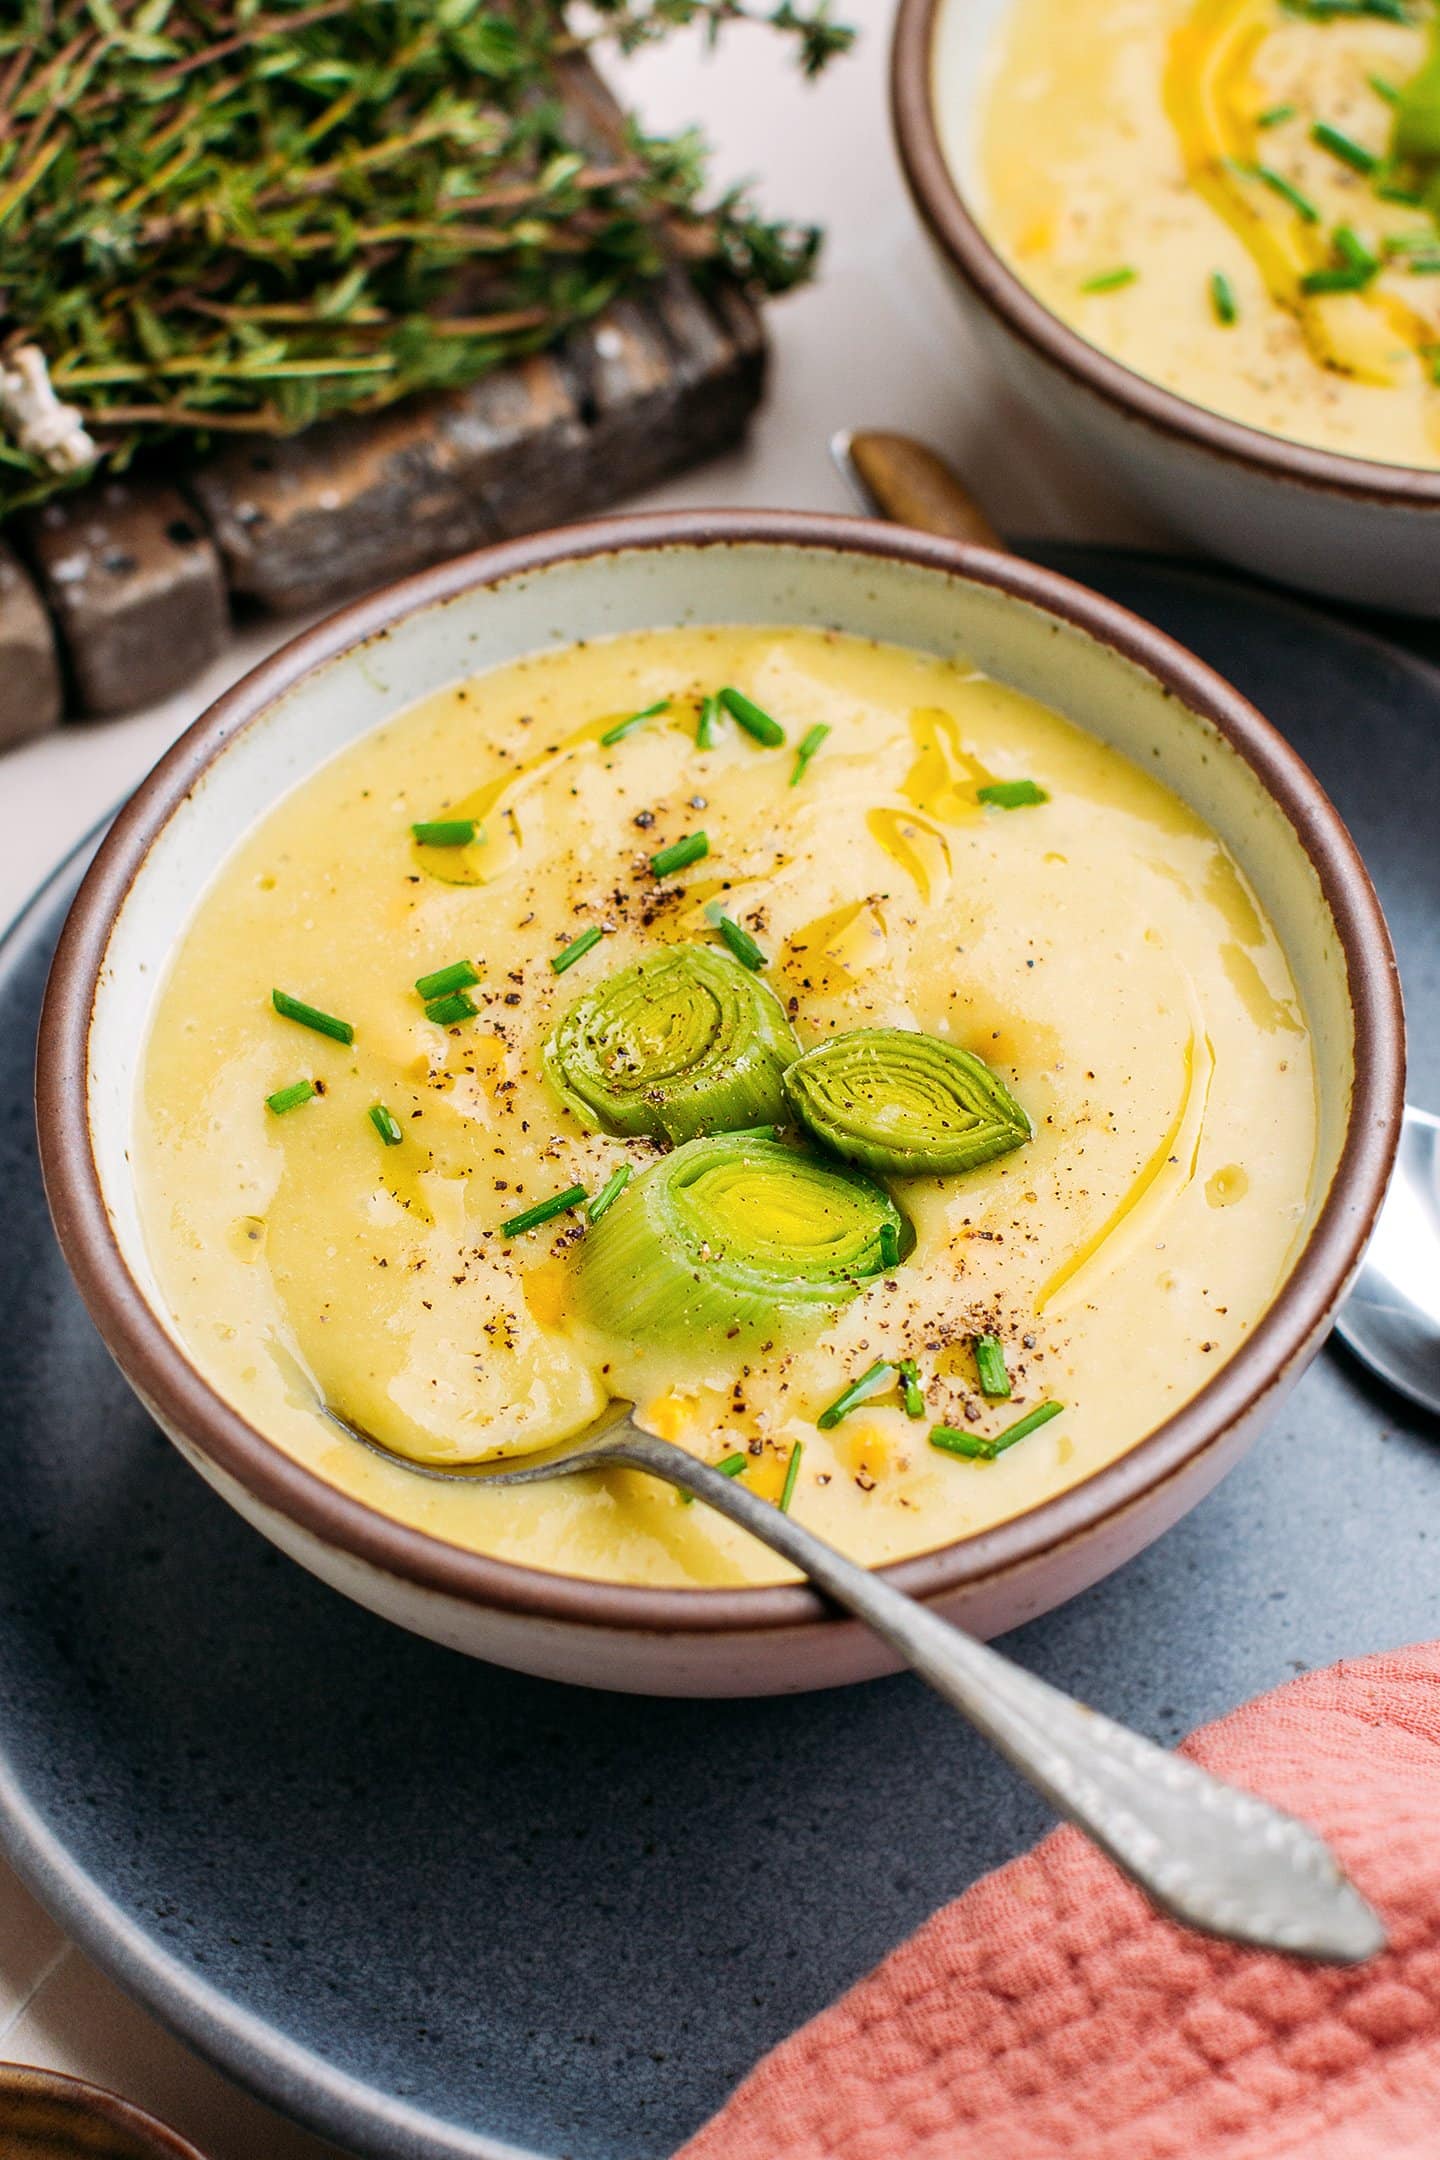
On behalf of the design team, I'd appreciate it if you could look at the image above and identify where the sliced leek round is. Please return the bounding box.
[545,944,799,1145]
[576,1133,909,1343]
[784,1027,1030,1178]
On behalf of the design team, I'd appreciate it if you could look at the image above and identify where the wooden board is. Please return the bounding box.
[189,270,764,616]
[0,58,766,744]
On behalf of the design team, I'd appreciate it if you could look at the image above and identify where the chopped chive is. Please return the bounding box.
[599,698,668,748]
[1210,269,1239,324]
[1404,255,1440,273]
[500,1183,588,1237]
[930,1424,997,1461]
[973,1334,1012,1400]
[977,778,1049,809]
[1376,179,1424,205]
[992,1399,1065,1452]
[709,909,766,971]
[790,723,830,786]
[778,1440,803,1514]
[1300,264,1374,293]
[681,1451,744,1504]
[1256,164,1320,222]
[266,1078,316,1116]
[878,1221,900,1270]
[718,686,786,747]
[1333,224,1379,277]
[1080,265,1137,293]
[424,989,477,1026]
[369,1103,404,1147]
[587,1164,632,1223]
[414,959,479,1001]
[650,831,708,879]
[1300,0,1407,18]
[1311,120,1379,176]
[696,694,722,750]
[271,988,354,1044]
[1256,102,1295,128]
[816,1359,894,1431]
[931,1401,1064,1462]
[1369,74,1400,105]
[898,1358,926,1419]
[412,818,478,847]
[551,924,605,975]
[1384,231,1440,253]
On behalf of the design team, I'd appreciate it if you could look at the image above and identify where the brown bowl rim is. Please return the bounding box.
[35,509,1405,1639]
[890,0,1440,510]
[0,2062,209,2158]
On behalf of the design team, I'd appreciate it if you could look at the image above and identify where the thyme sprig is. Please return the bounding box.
[0,0,851,512]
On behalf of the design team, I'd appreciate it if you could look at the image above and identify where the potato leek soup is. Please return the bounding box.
[967,0,1440,467]
[136,626,1317,1590]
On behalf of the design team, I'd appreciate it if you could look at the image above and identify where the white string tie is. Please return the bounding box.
[0,345,98,476]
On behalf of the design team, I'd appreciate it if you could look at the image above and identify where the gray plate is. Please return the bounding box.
[0,550,1435,2160]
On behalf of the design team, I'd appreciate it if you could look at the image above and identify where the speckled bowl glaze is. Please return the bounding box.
[0,2064,208,2159]
[893,0,1440,617]
[36,513,1404,1695]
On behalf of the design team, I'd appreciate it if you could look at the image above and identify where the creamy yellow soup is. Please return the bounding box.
[968,0,1440,467]
[137,626,1317,1588]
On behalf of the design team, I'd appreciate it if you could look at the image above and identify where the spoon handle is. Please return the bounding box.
[597,1426,1383,1963]
[834,428,1003,549]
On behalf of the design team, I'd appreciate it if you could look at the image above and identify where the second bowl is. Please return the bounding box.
[893,0,1440,615]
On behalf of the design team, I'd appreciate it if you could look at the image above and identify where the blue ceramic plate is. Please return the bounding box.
[0,551,1435,2160]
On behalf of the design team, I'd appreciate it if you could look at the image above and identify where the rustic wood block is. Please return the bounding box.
[557,275,767,519]
[458,350,595,539]
[192,275,765,609]
[551,277,763,507]
[710,275,769,372]
[0,539,62,752]
[191,349,588,611]
[185,49,760,608]
[549,51,631,162]
[24,480,228,717]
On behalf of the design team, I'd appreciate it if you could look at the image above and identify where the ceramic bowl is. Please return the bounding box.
[0,2063,208,2159]
[892,0,1440,617]
[36,512,1404,1696]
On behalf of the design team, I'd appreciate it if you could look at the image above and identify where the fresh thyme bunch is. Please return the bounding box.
[0,0,852,514]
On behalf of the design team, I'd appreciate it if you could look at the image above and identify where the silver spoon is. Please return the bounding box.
[1333,1105,1440,1416]
[331,1400,1383,1962]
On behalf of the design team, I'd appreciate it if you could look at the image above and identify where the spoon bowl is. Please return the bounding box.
[1334,1106,1440,1418]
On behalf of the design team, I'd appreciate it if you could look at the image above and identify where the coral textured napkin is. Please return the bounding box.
[680,1644,1440,2160]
